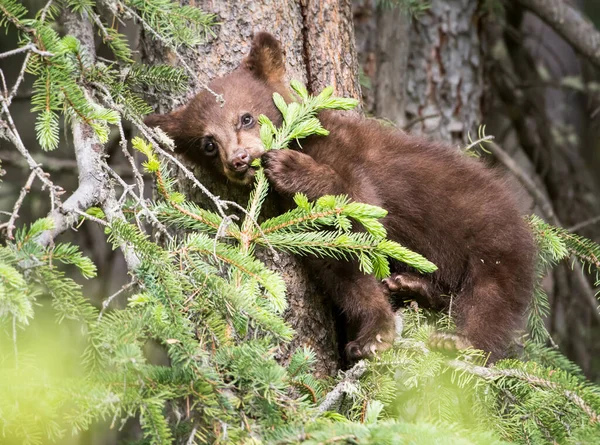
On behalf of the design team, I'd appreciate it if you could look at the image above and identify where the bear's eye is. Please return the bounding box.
[203,138,218,156]
[240,113,254,128]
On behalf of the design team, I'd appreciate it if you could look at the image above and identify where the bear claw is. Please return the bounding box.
[345,332,393,360]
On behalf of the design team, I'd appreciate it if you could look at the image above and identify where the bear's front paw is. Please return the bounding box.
[345,328,395,360]
[382,272,432,297]
[262,150,308,195]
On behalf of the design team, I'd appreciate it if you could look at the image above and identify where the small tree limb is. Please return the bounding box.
[516,0,600,70]
[486,141,559,225]
[36,8,140,270]
[0,171,36,239]
[316,360,368,414]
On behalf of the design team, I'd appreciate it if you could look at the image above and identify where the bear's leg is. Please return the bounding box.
[342,273,397,359]
[309,259,396,360]
[452,274,527,363]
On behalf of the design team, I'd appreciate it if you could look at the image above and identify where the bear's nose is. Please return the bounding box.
[231,151,250,171]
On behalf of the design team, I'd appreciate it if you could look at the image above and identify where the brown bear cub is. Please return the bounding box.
[145,32,537,363]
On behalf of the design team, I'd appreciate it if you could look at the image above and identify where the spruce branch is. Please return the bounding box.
[34,8,140,270]
[116,2,223,102]
[244,83,435,278]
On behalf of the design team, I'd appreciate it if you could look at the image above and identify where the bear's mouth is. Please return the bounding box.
[225,165,257,185]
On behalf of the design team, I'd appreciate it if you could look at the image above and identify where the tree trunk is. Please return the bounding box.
[354,0,484,144]
[140,0,361,377]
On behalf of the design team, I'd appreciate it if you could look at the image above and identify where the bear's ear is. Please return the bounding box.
[242,32,285,83]
[144,109,183,137]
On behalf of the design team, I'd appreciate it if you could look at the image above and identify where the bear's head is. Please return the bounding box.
[145,32,288,185]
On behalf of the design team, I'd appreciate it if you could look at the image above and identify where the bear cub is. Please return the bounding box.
[145,32,536,363]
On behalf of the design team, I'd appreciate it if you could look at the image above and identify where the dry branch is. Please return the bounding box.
[516,0,600,69]
[486,141,559,225]
[317,360,368,414]
[486,141,600,324]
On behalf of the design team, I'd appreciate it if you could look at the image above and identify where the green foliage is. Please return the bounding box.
[0,76,438,443]
[0,0,195,151]
[279,309,600,445]
[258,81,359,151]
[0,219,97,327]
[527,215,600,342]
[0,0,27,29]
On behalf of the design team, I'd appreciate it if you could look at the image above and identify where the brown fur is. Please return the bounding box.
[145,32,536,363]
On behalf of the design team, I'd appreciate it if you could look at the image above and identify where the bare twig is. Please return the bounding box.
[0,101,63,202]
[403,113,440,131]
[8,52,32,105]
[5,0,54,106]
[98,280,135,320]
[91,82,146,196]
[485,141,600,323]
[103,163,173,241]
[0,69,8,97]
[0,171,36,239]
[186,426,198,445]
[463,134,494,153]
[0,148,133,176]
[0,44,53,60]
[486,140,559,225]
[568,215,600,233]
[39,0,55,23]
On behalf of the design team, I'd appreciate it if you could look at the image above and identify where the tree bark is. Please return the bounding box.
[354,0,484,144]
[141,0,361,377]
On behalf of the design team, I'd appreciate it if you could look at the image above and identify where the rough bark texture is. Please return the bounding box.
[354,0,484,144]
[141,0,361,376]
[300,0,362,97]
[405,0,483,143]
[354,2,410,126]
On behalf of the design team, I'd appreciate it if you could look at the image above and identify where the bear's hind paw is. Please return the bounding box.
[345,332,393,360]
[428,332,472,353]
